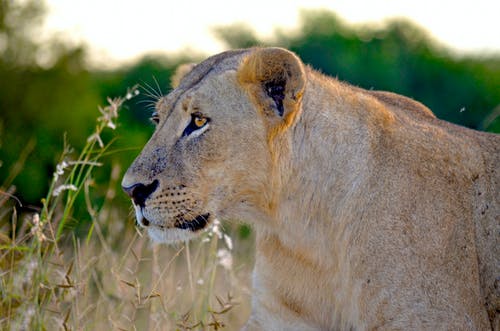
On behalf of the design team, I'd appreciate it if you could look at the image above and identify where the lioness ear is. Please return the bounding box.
[171,63,196,88]
[238,47,306,129]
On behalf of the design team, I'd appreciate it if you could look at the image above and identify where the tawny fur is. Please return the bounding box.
[122,47,500,330]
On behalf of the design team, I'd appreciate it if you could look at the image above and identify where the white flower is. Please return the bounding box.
[197,278,204,285]
[126,89,140,100]
[30,213,46,242]
[87,132,104,148]
[210,218,222,239]
[216,248,233,270]
[53,160,69,180]
[106,121,116,130]
[97,97,121,131]
[224,234,233,250]
[53,184,78,197]
[56,161,68,175]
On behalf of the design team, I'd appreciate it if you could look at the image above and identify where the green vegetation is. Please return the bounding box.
[0,1,499,329]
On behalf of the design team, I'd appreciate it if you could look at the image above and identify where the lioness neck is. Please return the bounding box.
[251,72,386,329]
[271,72,380,258]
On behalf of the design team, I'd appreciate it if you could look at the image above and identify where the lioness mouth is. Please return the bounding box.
[174,213,211,232]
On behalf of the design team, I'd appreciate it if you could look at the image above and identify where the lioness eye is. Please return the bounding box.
[194,115,207,128]
[182,113,210,137]
[150,112,160,124]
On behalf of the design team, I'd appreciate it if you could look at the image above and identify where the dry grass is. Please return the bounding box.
[0,88,253,330]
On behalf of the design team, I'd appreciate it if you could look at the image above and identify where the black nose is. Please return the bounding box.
[122,180,159,206]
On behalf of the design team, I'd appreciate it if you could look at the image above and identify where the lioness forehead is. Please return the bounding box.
[177,49,249,91]
[155,49,250,115]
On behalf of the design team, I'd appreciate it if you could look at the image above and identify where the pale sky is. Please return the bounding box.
[43,0,500,66]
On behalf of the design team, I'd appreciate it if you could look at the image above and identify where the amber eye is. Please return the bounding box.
[182,113,210,137]
[194,115,207,128]
[150,112,160,124]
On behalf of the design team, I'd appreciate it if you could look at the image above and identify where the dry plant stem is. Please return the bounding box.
[6,209,17,330]
[150,245,184,298]
[72,236,82,326]
[150,244,160,328]
[2,138,36,189]
[0,186,20,210]
[185,240,195,307]
[57,144,109,238]
[204,233,219,323]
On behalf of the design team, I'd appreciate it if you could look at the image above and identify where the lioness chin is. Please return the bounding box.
[122,47,499,330]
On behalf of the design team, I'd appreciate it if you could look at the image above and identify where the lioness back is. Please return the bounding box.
[122,47,500,330]
[370,88,500,327]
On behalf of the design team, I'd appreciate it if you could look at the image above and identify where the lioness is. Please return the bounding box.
[122,47,499,330]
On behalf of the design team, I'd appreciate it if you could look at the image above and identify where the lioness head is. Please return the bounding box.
[122,48,306,242]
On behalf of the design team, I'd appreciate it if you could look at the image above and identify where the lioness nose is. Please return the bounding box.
[122,180,159,206]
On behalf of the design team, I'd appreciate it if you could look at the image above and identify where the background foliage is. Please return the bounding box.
[1,2,499,213]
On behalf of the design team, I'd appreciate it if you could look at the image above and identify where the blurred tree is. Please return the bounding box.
[0,0,45,67]
[213,10,500,132]
[0,4,499,214]
[284,11,500,130]
[213,23,259,49]
[0,0,100,203]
